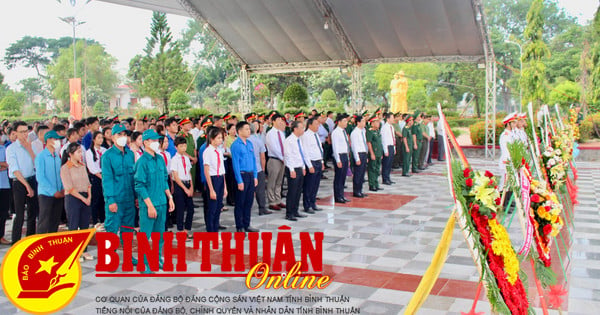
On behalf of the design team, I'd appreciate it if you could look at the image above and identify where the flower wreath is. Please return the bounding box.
[455,165,529,315]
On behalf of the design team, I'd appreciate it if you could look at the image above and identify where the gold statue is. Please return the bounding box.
[390,71,408,113]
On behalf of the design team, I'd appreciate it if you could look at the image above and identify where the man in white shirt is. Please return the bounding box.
[31,125,49,156]
[301,116,325,213]
[350,116,368,198]
[249,119,271,216]
[190,118,203,147]
[331,114,351,203]
[323,111,335,168]
[420,115,434,167]
[265,113,287,211]
[283,121,311,221]
[435,117,446,161]
[380,113,396,185]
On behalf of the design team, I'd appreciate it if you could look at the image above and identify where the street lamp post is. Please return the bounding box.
[505,40,523,112]
[59,16,85,79]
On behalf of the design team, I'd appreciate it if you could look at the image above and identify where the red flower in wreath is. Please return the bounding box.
[466,178,473,187]
[531,194,541,203]
[545,205,552,212]
[543,224,553,235]
[495,197,501,205]
[464,168,471,178]
[471,203,480,211]
[485,170,494,178]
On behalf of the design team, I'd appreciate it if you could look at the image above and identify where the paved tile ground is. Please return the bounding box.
[0,158,597,314]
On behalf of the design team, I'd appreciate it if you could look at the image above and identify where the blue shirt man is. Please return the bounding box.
[230,122,258,233]
[6,122,39,244]
[35,130,65,234]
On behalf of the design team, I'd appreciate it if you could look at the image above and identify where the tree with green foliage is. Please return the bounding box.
[591,6,600,111]
[128,12,191,114]
[169,89,191,114]
[47,41,118,111]
[180,20,237,91]
[0,92,25,117]
[217,87,239,108]
[439,63,486,116]
[4,36,98,79]
[520,0,550,109]
[430,87,455,110]
[548,80,581,110]
[19,77,47,104]
[283,83,309,111]
[315,88,339,112]
[93,101,107,115]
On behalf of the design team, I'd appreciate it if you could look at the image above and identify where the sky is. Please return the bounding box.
[0,0,598,89]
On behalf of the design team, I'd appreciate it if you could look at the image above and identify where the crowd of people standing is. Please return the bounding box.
[0,109,446,266]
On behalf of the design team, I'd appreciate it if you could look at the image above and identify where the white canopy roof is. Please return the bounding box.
[100,0,492,73]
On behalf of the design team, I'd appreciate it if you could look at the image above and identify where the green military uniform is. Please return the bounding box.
[402,124,413,176]
[179,130,197,186]
[366,127,383,190]
[101,143,136,237]
[346,121,355,136]
[134,134,170,272]
[411,120,423,172]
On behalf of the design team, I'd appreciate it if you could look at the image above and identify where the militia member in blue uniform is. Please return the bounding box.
[134,129,175,273]
[102,123,137,242]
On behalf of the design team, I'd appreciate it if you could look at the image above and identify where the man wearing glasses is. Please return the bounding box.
[6,121,39,244]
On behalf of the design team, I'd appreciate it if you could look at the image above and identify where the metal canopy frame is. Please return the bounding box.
[102,0,497,159]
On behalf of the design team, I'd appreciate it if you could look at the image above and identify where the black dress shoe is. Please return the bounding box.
[259,210,273,215]
[377,187,384,191]
[382,181,392,185]
[294,213,307,218]
[335,199,346,203]
[342,197,351,202]
[236,228,244,232]
[412,170,421,174]
[285,216,298,221]
[402,174,412,177]
[245,227,259,232]
[304,209,315,214]
[369,187,378,192]
[312,206,323,211]
[219,225,227,230]
[353,193,365,198]
[418,167,426,170]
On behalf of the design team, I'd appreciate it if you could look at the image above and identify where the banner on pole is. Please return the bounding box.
[69,78,82,120]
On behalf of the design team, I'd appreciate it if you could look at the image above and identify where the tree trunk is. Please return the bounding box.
[475,95,481,118]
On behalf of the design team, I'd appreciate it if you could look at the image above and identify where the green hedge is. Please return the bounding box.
[447,117,482,128]
[469,119,504,145]
[580,113,600,142]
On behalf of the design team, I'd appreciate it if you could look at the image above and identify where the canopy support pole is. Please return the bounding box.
[240,66,251,114]
[350,64,362,113]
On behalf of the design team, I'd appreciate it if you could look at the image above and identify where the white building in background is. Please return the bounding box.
[109,84,152,110]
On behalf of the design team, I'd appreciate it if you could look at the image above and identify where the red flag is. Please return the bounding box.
[69,78,82,120]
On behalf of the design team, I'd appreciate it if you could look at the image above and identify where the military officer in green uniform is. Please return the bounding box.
[366,115,383,191]
[102,123,136,242]
[402,116,414,177]
[134,129,175,273]
[178,118,197,186]
[411,112,423,173]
